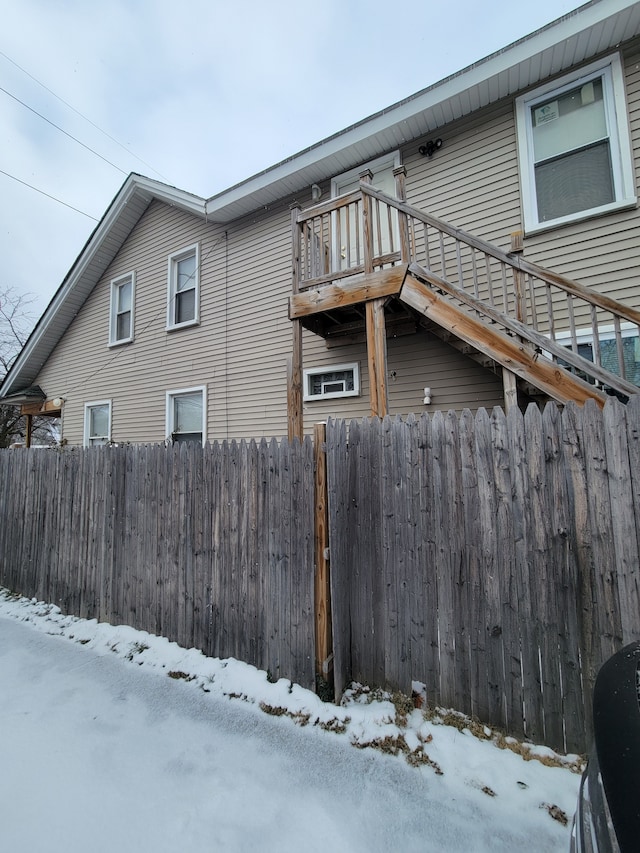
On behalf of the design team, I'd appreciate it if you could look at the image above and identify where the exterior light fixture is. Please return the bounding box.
[418,139,443,157]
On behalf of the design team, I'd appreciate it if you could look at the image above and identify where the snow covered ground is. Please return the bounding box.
[0,589,581,852]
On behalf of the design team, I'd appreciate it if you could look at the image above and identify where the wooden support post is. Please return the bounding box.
[360,169,374,275]
[393,165,411,263]
[510,230,526,324]
[288,203,304,442]
[504,231,525,413]
[361,169,389,417]
[366,298,389,417]
[287,320,304,442]
[313,422,332,685]
[291,204,302,295]
[502,367,519,414]
[25,413,33,448]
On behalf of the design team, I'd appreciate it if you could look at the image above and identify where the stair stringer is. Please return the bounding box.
[399,270,608,408]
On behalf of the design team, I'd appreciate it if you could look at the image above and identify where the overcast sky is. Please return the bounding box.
[1,0,586,323]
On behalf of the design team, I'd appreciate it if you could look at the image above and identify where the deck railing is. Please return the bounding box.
[292,177,640,398]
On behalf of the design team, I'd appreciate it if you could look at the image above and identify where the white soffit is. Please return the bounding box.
[205,0,640,222]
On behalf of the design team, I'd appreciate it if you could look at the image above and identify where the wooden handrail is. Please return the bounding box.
[360,182,640,327]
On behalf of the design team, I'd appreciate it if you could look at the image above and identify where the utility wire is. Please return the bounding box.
[0,49,167,180]
[0,168,99,220]
[0,85,127,174]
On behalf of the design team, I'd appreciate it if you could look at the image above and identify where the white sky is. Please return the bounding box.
[1,0,586,322]
[0,590,581,852]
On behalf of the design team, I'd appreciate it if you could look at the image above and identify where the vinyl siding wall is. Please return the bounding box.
[34,43,640,444]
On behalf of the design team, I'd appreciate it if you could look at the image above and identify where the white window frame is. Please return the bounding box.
[166,244,200,330]
[83,400,112,447]
[303,363,360,402]
[109,272,135,346]
[166,385,207,446]
[515,54,636,234]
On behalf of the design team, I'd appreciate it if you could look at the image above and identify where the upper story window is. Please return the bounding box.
[109,272,135,345]
[84,400,111,446]
[167,244,199,329]
[516,55,636,233]
[166,386,206,445]
[303,363,360,401]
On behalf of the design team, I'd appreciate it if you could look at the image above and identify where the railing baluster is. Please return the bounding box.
[455,240,463,290]
[387,203,395,258]
[484,253,494,307]
[423,223,430,269]
[528,274,538,330]
[501,262,508,316]
[567,294,578,356]
[546,284,555,345]
[614,315,626,380]
[471,248,479,299]
[374,199,383,266]
[355,199,361,267]
[439,231,446,280]
[590,304,601,369]
[345,203,352,271]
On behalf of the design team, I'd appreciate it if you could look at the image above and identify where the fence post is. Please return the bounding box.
[314,422,333,688]
[288,204,304,442]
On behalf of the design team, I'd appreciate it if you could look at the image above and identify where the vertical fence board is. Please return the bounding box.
[491,407,522,737]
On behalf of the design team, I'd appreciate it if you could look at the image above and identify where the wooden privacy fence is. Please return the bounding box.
[1,400,639,753]
[0,439,315,689]
[326,398,640,754]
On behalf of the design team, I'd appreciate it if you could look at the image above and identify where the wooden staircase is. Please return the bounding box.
[287,169,640,435]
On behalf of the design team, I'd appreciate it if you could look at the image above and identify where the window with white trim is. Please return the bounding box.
[516,55,636,233]
[166,386,206,445]
[84,400,111,446]
[109,272,135,345]
[167,244,199,329]
[555,324,640,386]
[303,363,360,401]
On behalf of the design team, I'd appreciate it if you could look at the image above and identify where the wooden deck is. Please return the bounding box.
[287,169,640,438]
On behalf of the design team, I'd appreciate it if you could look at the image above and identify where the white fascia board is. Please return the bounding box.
[205,0,640,220]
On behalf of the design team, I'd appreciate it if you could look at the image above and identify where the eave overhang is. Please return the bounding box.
[205,0,640,223]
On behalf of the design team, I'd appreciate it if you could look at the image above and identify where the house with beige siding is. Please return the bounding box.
[3,0,640,446]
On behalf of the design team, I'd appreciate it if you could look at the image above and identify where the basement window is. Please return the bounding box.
[303,363,360,401]
[515,54,636,233]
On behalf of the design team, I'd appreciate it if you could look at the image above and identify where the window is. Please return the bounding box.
[84,400,111,446]
[516,55,635,232]
[555,324,640,386]
[167,244,199,329]
[109,273,135,345]
[303,363,360,401]
[166,386,206,445]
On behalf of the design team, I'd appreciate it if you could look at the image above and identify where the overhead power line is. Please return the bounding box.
[0,169,99,220]
[0,85,127,175]
[0,49,167,180]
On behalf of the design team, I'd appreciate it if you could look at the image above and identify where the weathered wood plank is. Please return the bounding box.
[289,265,408,317]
